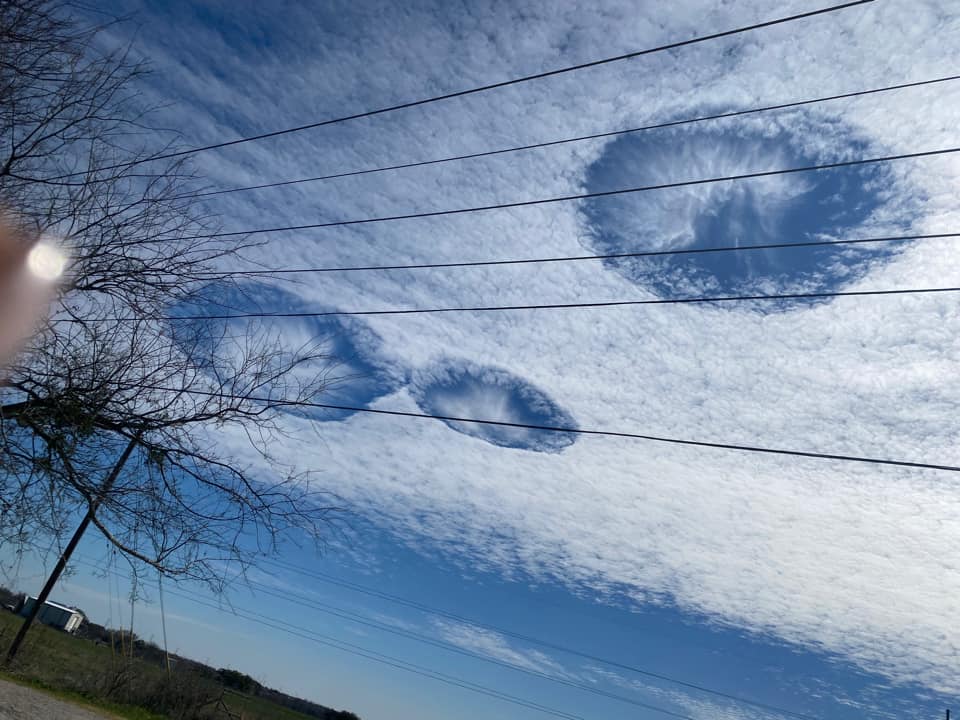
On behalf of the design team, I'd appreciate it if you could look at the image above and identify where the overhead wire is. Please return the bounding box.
[49,0,874,178]
[196,232,959,276]
[179,146,960,239]
[179,73,960,200]
[13,535,835,720]
[22,543,601,720]
[168,590,615,720]
[241,575,823,720]
[132,384,960,474]
[136,285,960,321]
[240,580,705,719]
[261,555,837,720]
[47,529,848,720]
[15,543,831,720]
[67,553,664,720]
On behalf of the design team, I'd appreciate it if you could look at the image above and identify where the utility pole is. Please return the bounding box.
[4,435,140,664]
[128,571,137,660]
[158,571,171,678]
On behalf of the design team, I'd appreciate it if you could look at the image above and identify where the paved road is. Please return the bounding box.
[0,678,112,719]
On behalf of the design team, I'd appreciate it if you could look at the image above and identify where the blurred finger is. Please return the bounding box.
[0,215,63,368]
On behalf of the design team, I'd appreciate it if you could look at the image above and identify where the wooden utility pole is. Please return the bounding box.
[128,571,137,660]
[158,572,171,678]
[4,435,140,664]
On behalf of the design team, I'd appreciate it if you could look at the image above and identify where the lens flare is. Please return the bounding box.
[27,240,67,281]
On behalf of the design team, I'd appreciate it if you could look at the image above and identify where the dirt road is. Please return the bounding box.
[0,678,113,719]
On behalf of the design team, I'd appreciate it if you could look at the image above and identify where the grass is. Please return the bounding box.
[225,692,329,720]
[0,611,318,720]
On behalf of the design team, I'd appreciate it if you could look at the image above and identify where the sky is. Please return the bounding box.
[3,1,960,719]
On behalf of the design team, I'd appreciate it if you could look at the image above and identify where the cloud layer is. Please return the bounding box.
[101,0,960,701]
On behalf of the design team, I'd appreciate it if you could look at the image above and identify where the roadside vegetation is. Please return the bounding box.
[0,604,359,720]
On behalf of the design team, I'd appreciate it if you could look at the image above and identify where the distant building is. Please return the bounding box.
[18,596,84,634]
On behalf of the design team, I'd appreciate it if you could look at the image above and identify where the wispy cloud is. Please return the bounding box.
[432,619,574,678]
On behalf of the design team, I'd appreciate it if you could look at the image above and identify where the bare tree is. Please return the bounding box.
[0,0,344,657]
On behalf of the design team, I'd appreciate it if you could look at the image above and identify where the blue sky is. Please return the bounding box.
[4,1,960,719]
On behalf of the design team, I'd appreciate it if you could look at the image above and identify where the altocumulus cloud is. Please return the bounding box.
[105,0,960,699]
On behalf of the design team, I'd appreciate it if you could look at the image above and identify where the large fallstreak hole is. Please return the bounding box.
[411,361,578,453]
[580,125,902,309]
[170,283,398,421]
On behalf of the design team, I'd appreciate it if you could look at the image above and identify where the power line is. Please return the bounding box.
[43,529,847,720]
[240,577,720,720]
[197,232,960,276]
[183,146,960,239]
[35,545,836,720]
[28,544,606,720]
[243,575,822,720]
[51,0,873,178]
[170,592,632,720]
[62,553,597,720]
[264,555,826,719]
[17,536,829,720]
[138,384,960,474]
[87,553,671,720]
[152,286,960,321]
[182,73,960,200]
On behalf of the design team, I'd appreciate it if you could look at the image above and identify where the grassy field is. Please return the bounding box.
[0,611,318,720]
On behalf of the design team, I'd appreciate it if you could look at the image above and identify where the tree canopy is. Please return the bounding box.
[1,0,342,589]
